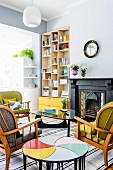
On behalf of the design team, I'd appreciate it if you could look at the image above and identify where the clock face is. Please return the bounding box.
[84,40,99,58]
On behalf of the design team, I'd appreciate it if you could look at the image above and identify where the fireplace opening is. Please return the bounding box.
[80,90,105,121]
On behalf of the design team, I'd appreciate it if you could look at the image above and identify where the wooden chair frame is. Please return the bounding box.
[74,105,113,166]
[14,101,31,121]
[0,105,41,170]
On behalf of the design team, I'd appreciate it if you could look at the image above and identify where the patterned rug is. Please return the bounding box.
[0,117,113,170]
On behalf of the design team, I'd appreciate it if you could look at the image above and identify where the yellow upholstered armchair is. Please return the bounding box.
[0,91,30,121]
[74,104,113,166]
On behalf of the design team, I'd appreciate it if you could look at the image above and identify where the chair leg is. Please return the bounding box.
[28,114,30,122]
[103,150,108,166]
[5,152,11,170]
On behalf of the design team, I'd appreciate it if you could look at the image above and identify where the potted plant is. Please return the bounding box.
[80,66,88,77]
[61,98,70,109]
[12,48,34,60]
[71,64,80,76]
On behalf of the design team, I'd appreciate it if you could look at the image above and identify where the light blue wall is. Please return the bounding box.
[0,6,47,34]
[47,0,113,78]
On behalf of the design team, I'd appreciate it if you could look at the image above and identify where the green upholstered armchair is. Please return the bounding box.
[0,105,42,170]
[0,91,30,121]
[74,104,113,166]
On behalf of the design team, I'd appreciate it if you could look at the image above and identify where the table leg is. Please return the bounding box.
[67,120,70,137]
[46,163,53,170]
[23,154,26,170]
[74,159,77,170]
[39,160,42,170]
[57,162,60,170]
[79,158,81,170]
[82,156,85,170]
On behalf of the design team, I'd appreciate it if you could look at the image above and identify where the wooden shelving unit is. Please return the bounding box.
[42,26,70,98]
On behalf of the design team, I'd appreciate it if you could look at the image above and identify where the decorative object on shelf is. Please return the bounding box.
[12,48,34,60]
[23,0,41,28]
[84,40,99,58]
[28,84,36,88]
[61,98,70,109]
[28,74,37,77]
[71,64,80,76]
[43,86,49,96]
[80,66,87,77]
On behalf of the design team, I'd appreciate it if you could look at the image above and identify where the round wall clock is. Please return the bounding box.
[84,40,99,58]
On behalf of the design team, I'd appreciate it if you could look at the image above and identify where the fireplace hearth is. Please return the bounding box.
[70,78,113,121]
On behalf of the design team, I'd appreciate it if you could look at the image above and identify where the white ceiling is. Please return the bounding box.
[0,0,83,21]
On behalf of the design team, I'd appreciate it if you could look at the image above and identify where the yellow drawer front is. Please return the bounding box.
[39,97,49,105]
[50,98,61,107]
[44,98,51,105]
[38,104,50,111]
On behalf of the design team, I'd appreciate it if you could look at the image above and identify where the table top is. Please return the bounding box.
[23,136,88,163]
[30,109,77,120]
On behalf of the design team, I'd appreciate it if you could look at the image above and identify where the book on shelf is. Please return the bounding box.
[52,80,58,87]
[59,58,68,66]
[52,90,58,97]
[59,34,69,42]
[60,79,67,84]
[43,36,51,46]
[53,33,58,40]
[61,91,69,98]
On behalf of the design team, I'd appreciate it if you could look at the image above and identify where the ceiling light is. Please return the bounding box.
[23,1,41,28]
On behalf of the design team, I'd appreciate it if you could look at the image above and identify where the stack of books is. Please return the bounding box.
[44,108,56,116]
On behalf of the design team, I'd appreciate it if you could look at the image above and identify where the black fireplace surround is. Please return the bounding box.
[70,78,113,120]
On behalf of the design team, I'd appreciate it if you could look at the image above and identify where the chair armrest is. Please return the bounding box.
[74,116,112,134]
[1,118,41,136]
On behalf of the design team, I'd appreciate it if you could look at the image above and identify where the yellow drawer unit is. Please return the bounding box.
[38,97,63,110]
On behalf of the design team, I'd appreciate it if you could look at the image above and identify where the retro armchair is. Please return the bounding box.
[0,105,42,170]
[74,104,113,166]
[0,91,30,121]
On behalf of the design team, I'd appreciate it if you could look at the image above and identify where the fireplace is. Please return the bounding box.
[70,78,113,121]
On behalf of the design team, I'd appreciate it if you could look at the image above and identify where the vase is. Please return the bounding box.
[81,70,86,77]
[62,103,66,109]
[72,70,78,76]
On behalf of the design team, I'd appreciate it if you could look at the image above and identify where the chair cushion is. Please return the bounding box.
[74,120,96,134]
[9,128,42,148]
[13,108,30,114]
[86,134,105,145]
[98,107,113,139]
[9,101,22,110]
[3,98,16,104]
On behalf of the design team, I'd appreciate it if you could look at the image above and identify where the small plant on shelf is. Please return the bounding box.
[80,66,88,77]
[71,64,79,71]
[12,48,34,60]
[61,98,70,109]
[71,64,80,76]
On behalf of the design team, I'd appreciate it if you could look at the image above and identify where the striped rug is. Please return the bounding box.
[0,117,113,170]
